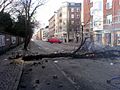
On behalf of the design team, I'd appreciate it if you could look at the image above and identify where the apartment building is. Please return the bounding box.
[84,0,104,44]
[42,26,49,41]
[35,26,49,41]
[103,0,120,46]
[36,29,42,40]
[84,0,120,46]
[48,15,55,38]
[51,2,81,43]
[83,0,91,38]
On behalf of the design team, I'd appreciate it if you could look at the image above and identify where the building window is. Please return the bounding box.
[59,26,62,29]
[94,21,97,26]
[106,0,112,9]
[59,13,62,17]
[63,29,66,32]
[71,14,74,18]
[76,8,79,12]
[72,28,74,31]
[71,8,74,12]
[114,16,118,23]
[117,34,120,37]
[106,15,112,24]
[70,3,75,6]
[77,15,79,18]
[76,28,79,31]
[90,7,93,16]
[59,19,62,23]
[71,21,74,24]
[90,21,93,27]
[86,29,89,32]
[90,0,93,3]
[85,33,88,36]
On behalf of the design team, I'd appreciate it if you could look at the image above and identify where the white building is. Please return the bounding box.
[54,2,81,43]
[42,26,49,41]
[90,0,103,44]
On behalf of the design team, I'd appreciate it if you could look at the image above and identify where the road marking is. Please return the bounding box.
[52,61,80,90]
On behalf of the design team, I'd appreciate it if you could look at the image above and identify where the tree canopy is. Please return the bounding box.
[0,12,13,32]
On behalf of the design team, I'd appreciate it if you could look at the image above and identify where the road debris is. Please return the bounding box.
[54,60,58,63]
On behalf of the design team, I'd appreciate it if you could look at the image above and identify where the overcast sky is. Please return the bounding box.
[36,0,83,28]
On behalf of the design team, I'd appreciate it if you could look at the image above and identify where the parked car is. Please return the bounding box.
[47,37,62,43]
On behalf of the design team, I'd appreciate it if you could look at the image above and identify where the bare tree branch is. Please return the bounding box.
[18,0,47,50]
[72,37,89,54]
[0,0,14,12]
[30,3,43,18]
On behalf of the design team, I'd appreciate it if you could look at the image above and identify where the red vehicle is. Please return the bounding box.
[47,37,62,43]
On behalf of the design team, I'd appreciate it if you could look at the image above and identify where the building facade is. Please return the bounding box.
[36,29,42,40]
[84,0,120,46]
[51,2,81,43]
[103,0,120,46]
[42,26,49,41]
[48,15,55,38]
[84,0,104,45]
[54,5,68,42]
[83,0,91,38]
[68,2,81,43]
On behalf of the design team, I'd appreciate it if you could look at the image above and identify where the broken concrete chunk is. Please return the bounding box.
[58,84,63,88]
[53,75,58,79]
[42,66,45,69]
[29,68,32,71]
[46,82,50,85]
[35,80,40,84]
[45,60,48,62]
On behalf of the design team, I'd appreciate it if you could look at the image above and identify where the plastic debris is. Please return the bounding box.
[110,63,113,65]
[54,61,58,63]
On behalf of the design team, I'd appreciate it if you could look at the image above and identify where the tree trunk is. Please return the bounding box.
[24,31,33,51]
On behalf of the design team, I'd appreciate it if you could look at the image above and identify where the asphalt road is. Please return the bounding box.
[54,58,120,90]
[18,41,78,90]
[34,40,78,53]
[18,40,120,90]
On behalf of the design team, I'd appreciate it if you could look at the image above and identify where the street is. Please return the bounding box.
[1,0,120,90]
[33,40,78,53]
[17,40,120,90]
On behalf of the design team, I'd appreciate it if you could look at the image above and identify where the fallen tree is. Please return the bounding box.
[9,24,120,61]
[21,50,120,61]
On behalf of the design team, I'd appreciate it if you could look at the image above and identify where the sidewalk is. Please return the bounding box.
[0,45,24,90]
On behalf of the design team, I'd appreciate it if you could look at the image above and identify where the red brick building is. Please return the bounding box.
[83,0,91,38]
[84,0,103,44]
[83,0,120,46]
[103,0,120,46]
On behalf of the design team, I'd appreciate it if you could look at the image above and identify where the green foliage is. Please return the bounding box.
[0,13,34,38]
[0,12,13,32]
[14,15,26,37]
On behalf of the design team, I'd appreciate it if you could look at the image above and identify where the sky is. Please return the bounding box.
[36,0,83,28]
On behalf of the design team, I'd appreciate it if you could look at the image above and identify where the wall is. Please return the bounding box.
[0,32,24,54]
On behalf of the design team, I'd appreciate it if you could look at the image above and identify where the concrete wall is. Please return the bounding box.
[0,33,24,54]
